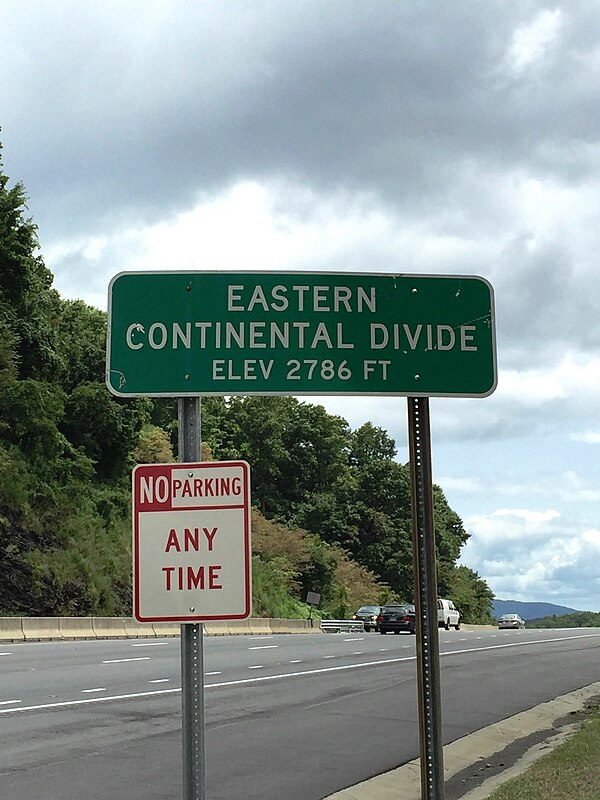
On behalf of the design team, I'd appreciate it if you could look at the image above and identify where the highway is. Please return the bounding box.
[1,627,599,799]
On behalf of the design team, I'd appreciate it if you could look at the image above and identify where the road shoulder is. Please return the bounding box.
[324,681,600,800]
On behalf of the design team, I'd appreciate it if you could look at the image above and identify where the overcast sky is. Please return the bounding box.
[2,1,600,611]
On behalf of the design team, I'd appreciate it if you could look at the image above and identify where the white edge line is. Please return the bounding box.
[132,642,168,647]
[102,657,151,664]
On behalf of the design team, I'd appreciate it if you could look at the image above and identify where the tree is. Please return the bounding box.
[132,425,174,464]
[0,139,61,381]
[349,422,397,468]
[445,565,494,624]
[54,299,107,391]
[61,382,150,479]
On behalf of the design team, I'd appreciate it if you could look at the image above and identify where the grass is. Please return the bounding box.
[487,704,600,800]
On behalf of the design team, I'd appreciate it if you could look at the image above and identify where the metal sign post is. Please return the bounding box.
[178,397,206,800]
[408,396,445,800]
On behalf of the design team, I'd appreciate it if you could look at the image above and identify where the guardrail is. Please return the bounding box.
[320,619,366,633]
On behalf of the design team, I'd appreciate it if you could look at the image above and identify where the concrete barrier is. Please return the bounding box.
[0,617,498,643]
[268,618,291,633]
[123,618,157,638]
[285,618,313,633]
[461,624,497,632]
[22,617,63,641]
[0,617,25,641]
[59,617,96,639]
[269,618,313,634]
[227,619,253,635]
[203,620,229,636]
[92,617,128,638]
[152,621,181,637]
[249,617,273,635]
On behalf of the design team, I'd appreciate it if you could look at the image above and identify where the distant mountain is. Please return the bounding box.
[492,599,579,621]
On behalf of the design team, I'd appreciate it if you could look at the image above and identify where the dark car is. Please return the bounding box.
[377,604,416,634]
[351,605,382,632]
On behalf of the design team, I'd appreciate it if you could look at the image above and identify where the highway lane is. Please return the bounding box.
[1,628,599,799]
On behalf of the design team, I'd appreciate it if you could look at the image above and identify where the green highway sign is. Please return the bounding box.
[106,271,496,398]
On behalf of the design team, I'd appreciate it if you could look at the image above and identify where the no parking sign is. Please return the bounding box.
[132,460,251,622]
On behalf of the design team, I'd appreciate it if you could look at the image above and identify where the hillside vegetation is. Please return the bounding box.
[527,611,600,629]
[0,138,494,622]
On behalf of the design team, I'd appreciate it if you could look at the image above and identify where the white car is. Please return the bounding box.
[497,613,526,629]
[438,599,460,630]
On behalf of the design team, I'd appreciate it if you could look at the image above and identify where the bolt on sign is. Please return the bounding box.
[107,271,496,398]
[132,461,251,623]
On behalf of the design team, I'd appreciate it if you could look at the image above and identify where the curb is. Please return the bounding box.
[324,681,600,800]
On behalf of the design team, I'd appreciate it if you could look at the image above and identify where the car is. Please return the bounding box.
[438,598,460,630]
[377,603,416,634]
[351,605,382,632]
[497,613,526,629]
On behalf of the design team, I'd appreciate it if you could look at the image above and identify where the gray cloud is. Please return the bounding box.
[3,1,598,242]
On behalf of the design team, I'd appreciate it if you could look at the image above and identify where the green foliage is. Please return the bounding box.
[61,383,149,479]
[0,146,61,381]
[527,611,600,629]
[250,509,394,618]
[54,299,107,391]
[349,421,397,466]
[132,425,174,464]
[445,565,494,624]
[252,556,310,619]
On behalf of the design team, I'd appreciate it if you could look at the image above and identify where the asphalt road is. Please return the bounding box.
[1,627,599,799]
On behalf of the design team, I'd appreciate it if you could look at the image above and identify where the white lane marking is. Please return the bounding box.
[102,657,151,664]
[343,638,364,642]
[289,660,301,663]
[3,632,600,716]
[81,688,107,694]
[476,636,482,640]
[248,665,263,670]
[322,655,335,659]
[205,671,222,676]
[248,645,278,651]
[132,642,168,647]
[149,679,170,684]
[0,700,21,706]
[0,652,12,656]
[378,648,388,652]
[352,652,363,656]
[249,635,273,640]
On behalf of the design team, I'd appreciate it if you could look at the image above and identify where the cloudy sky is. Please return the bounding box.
[2,1,600,611]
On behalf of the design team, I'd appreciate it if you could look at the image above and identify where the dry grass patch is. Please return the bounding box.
[489,705,600,800]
